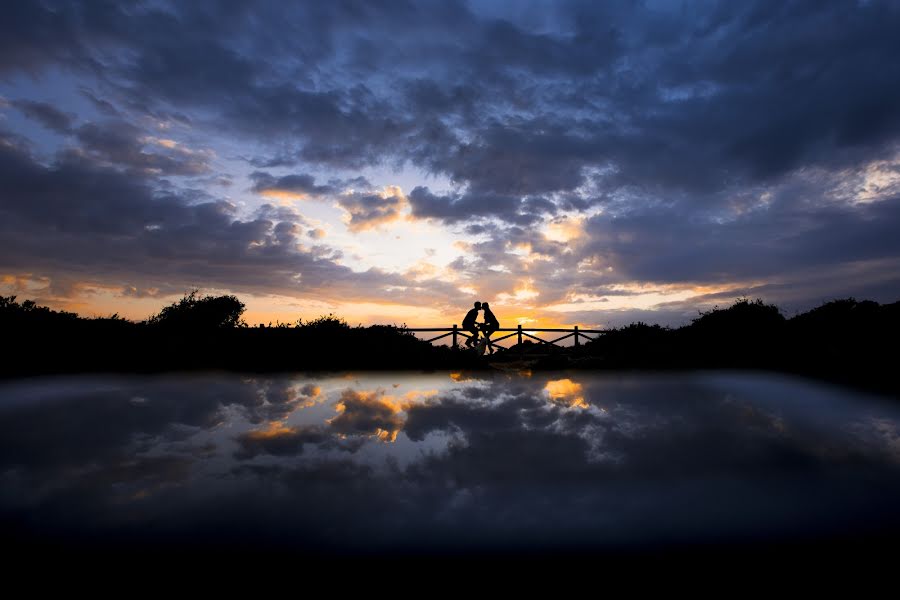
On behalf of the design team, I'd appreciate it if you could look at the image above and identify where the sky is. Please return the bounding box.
[1,0,900,328]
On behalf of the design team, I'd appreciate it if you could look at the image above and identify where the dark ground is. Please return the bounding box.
[2,294,898,396]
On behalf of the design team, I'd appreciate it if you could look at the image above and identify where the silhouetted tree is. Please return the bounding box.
[0,295,78,328]
[147,290,246,330]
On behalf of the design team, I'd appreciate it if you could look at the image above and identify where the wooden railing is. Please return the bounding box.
[403,325,604,353]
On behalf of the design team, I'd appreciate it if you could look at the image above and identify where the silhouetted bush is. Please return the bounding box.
[296,313,352,334]
[1,295,79,329]
[582,322,675,368]
[688,297,784,336]
[574,296,899,393]
[147,290,246,330]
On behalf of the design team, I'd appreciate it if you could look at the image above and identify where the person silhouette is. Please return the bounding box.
[481,302,499,354]
[462,301,482,347]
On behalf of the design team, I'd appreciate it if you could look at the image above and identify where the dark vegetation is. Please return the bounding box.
[0,291,480,375]
[1,293,898,394]
[574,297,900,395]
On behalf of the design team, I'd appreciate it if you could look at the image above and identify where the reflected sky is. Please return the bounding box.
[2,371,900,553]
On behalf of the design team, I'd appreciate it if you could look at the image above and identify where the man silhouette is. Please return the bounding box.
[462,301,482,347]
[481,302,499,354]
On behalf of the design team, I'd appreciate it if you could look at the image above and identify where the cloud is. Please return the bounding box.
[12,99,75,133]
[0,131,404,300]
[337,186,407,231]
[580,183,900,287]
[5,1,900,202]
[249,171,336,199]
[234,423,329,460]
[239,381,323,424]
[327,389,405,442]
[73,120,212,175]
[408,186,551,226]
[544,379,588,409]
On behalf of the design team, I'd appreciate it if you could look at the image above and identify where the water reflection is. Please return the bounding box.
[2,371,900,553]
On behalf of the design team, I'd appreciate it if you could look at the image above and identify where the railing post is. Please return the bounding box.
[517,324,523,351]
[574,325,579,347]
[452,324,458,349]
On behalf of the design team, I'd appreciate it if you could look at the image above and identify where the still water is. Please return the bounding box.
[2,370,900,553]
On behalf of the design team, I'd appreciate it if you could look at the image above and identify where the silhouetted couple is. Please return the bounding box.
[462,301,500,352]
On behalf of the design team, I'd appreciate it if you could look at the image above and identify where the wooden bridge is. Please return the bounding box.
[403,324,604,353]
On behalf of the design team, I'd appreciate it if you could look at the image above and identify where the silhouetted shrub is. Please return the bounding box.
[0,295,79,328]
[147,290,245,330]
[788,298,879,334]
[297,314,350,332]
[688,297,785,335]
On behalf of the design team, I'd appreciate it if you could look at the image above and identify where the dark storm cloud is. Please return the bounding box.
[0,1,95,73]
[408,186,552,225]
[5,1,900,201]
[11,99,75,133]
[415,119,606,197]
[74,120,211,175]
[249,171,335,197]
[581,189,900,285]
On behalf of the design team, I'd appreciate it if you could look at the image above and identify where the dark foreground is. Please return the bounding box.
[3,371,900,570]
[2,296,898,397]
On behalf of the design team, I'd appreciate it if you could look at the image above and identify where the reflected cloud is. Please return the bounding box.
[241,380,323,423]
[544,378,589,409]
[3,371,900,553]
[327,389,406,442]
[235,423,329,459]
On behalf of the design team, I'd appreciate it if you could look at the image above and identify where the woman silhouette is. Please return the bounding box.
[481,302,499,354]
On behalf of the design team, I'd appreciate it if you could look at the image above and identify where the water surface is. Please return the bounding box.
[2,370,900,554]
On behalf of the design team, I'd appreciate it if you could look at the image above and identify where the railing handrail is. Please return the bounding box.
[401,326,605,334]
[401,324,603,352]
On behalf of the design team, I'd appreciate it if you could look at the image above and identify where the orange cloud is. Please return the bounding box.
[544,378,588,409]
[259,189,311,202]
[242,420,295,440]
[543,216,585,244]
